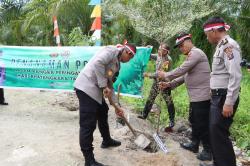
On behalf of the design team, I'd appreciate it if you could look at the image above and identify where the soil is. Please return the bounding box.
[0,89,214,166]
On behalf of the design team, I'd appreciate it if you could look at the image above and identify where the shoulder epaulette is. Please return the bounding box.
[222,38,229,45]
[218,38,229,48]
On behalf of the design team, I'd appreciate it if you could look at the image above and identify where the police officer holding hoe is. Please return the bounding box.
[74,43,136,166]
[200,16,242,166]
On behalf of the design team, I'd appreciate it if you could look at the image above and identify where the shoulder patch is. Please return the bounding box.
[224,46,234,60]
[218,38,229,48]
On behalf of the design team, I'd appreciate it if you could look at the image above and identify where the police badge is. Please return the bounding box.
[224,46,234,60]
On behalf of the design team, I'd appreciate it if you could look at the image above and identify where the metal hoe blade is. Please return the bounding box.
[108,85,151,149]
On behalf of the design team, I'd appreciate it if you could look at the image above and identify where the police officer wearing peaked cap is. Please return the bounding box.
[157,32,212,161]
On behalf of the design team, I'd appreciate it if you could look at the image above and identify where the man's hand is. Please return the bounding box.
[115,108,124,117]
[103,87,112,98]
[222,104,234,118]
[157,70,166,80]
[158,82,171,90]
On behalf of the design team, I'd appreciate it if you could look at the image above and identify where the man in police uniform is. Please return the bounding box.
[157,32,212,161]
[138,43,176,132]
[74,43,136,166]
[200,17,242,166]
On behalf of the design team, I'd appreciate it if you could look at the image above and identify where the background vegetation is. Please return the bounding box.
[0,0,249,155]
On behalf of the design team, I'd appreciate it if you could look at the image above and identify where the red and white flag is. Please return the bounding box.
[53,16,61,46]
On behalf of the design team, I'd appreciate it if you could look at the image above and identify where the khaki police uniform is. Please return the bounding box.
[165,47,211,150]
[165,47,211,102]
[74,46,121,159]
[210,35,242,166]
[74,46,120,104]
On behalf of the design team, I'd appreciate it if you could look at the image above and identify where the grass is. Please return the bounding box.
[231,70,250,155]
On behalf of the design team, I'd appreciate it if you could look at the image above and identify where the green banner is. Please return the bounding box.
[0,46,151,97]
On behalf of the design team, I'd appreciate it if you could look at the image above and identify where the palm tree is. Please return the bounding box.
[236,0,250,60]
[0,0,27,45]
[22,0,93,46]
[104,0,219,43]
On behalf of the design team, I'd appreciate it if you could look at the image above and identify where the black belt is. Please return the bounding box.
[211,89,227,96]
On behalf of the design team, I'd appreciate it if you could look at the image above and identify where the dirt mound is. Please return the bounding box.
[135,153,178,166]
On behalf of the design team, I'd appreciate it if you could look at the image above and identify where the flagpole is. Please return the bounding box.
[53,16,61,47]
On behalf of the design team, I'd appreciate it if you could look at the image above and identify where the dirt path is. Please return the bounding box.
[0,89,207,166]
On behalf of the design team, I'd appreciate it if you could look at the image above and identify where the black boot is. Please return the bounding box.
[199,163,215,166]
[0,102,8,105]
[197,143,212,161]
[84,152,104,166]
[85,160,104,166]
[101,138,121,149]
[197,148,212,161]
[180,140,199,153]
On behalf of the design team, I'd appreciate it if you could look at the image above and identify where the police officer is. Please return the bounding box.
[74,43,136,166]
[0,88,8,105]
[200,17,242,166]
[138,43,176,131]
[157,32,212,161]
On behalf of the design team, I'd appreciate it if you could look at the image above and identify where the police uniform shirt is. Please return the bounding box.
[74,46,120,104]
[164,47,211,102]
[211,35,242,105]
